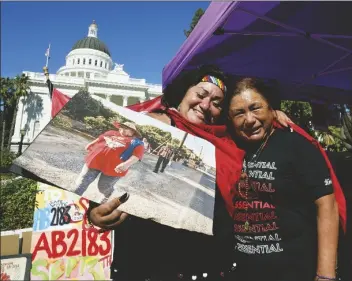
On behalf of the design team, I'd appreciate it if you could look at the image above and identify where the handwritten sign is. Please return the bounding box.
[31,184,113,280]
[1,254,31,281]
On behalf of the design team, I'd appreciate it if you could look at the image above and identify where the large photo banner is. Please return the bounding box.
[14,92,217,235]
[31,184,113,280]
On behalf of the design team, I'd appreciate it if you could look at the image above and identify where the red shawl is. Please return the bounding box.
[53,93,347,232]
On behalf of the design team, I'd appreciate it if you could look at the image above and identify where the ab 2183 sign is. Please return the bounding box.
[30,184,113,280]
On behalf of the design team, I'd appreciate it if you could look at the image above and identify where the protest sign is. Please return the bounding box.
[30,184,113,280]
[1,254,31,281]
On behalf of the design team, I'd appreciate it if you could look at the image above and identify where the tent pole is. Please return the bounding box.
[318,67,352,77]
[221,30,300,37]
[297,53,352,87]
[238,7,307,36]
[310,34,352,40]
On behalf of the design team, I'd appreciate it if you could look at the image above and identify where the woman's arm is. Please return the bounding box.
[115,155,140,173]
[291,132,339,280]
[85,138,100,151]
[315,194,339,280]
[275,110,293,127]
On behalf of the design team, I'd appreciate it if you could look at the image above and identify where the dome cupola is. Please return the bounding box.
[71,20,111,57]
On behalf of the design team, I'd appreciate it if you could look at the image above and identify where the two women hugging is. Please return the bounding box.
[86,65,346,281]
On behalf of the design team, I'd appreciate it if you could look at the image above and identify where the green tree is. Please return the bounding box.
[280,100,312,129]
[83,115,125,137]
[137,125,172,150]
[281,101,350,152]
[184,8,205,38]
[314,126,347,152]
[170,138,181,148]
[63,90,117,122]
[0,74,30,150]
[341,111,352,151]
[0,176,38,231]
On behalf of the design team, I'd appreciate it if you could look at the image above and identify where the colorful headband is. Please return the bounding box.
[201,75,227,94]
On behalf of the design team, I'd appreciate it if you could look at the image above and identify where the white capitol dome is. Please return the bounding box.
[57,20,127,81]
[12,21,162,149]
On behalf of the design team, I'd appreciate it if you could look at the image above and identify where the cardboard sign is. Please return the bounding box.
[30,184,113,280]
[1,254,31,281]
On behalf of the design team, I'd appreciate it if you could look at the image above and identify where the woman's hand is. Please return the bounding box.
[115,162,130,173]
[89,193,130,230]
[275,110,293,127]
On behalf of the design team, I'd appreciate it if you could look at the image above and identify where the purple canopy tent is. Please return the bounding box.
[162,1,352,104]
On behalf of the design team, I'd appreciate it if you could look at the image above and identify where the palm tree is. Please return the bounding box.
[317,131,336,149]
[341,111,352,151]
[0,74,30,149]
[1,77,11,150]
[315,110,352,152]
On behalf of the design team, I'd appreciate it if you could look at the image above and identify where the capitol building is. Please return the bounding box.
[12,21,162,147]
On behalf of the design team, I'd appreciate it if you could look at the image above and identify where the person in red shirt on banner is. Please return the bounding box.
[74,121,144,203]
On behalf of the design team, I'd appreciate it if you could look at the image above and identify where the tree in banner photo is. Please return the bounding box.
[30,184,113,280]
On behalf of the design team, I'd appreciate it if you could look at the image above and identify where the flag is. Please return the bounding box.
[51,89,70,118]
[46,79,54,98]
[46,78,70,118]
[45,46,50,58]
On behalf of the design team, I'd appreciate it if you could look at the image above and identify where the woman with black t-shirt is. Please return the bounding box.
[227,78,340,281]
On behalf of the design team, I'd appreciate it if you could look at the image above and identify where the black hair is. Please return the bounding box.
[228,77,281,110]
[161,64,229,109]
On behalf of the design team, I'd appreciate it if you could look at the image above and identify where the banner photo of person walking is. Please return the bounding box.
[13,92,217,235]
[30,183,113,280]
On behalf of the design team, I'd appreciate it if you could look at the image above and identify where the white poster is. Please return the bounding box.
[14,92,217,235]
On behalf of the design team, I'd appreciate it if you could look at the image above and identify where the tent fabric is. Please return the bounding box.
[162,1,352,104]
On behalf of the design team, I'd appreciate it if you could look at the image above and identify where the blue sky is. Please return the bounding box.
[1,1,210,84]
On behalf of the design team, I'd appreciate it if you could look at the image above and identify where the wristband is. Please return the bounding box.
[316,274,336,281]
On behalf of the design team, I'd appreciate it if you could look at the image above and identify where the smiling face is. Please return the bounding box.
[228,89,275,143]
[178,81,225,125]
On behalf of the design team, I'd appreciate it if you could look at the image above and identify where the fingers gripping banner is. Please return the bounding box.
[31,184,113,280]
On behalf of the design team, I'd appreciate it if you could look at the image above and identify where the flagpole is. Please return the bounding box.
[43,43,54,99]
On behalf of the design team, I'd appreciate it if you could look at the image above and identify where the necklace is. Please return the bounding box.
[240,128,275,231]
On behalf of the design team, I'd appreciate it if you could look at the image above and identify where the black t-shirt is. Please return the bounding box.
[232,129,334,278]
[88,199,229,281]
